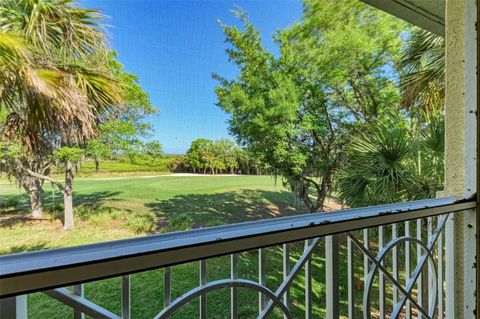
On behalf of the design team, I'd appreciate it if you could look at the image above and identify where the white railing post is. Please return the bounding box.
[121,275,130,319]
[163,267,171,319]
[0,296,27,319]
[347,235,354,319]
[404,221,411,319]
[258,248,266,313]
[231,254,238,319]
[282,244,290,319]
[73,285,84,319]
[325,235,339,319]
[378,226,385,319]
[199,260,207,319]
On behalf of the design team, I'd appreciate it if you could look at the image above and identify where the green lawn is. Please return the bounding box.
[0,175,377,318]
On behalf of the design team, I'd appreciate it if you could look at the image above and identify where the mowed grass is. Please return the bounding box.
[0,175,297,252]
[0,175,375,318]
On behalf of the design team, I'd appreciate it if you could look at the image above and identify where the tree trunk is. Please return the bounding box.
[94,156,100,172]
[22,177,44,218]
[63,161,74,230]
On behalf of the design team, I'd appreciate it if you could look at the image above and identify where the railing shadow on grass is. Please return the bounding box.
[145,189,298,228]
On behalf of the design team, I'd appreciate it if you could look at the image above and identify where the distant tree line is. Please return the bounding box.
[174,138,265,175]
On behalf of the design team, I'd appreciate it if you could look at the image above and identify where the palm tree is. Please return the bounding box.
[400,28,445,116]
[399,27,445,200]
[0,0,122,228]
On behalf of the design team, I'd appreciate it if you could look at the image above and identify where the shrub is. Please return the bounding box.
[126,213,156,234]
[206,220,224,227]
[88,209,125,225]
[75,206,127,225]
[75,206,94,221]
[0,197,20,209]
[167,214,192,231]
[45,204,64,220]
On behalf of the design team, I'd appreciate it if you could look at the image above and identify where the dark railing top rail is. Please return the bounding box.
[0,197,475,298]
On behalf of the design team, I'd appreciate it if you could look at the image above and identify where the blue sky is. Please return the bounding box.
[81,0,303,154]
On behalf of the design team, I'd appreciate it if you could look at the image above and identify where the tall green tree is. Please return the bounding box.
[215,2,403,212]
[85,52,155,170]
[337,26,446,208]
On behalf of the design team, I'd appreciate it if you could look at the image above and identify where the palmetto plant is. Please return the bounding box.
[337,116,445,207]
[337,121,415,207]
[0,0,123,228]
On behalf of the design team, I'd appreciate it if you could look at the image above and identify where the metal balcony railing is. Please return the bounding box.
[0,197,476,318]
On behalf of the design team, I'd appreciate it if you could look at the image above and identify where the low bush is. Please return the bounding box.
[126,213,156,234]
[75,206,127,225]
[0,197,20,209]
[206,220,224,227]
[167,214,192,231]
[44,204,64,220]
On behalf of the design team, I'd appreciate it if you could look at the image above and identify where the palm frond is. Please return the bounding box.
[400,28,444,115]
[0,0,108,62]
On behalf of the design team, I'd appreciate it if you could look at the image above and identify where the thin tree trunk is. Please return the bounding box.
[22,177,43,218]
[63,161,74,230]
[94,156,100,172]
[22,178,44,218]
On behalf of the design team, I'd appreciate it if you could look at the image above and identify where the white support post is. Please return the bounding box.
[0,296,27,319]
[325,235,339,319]
[443,0,478,318]
[73,285,85,319]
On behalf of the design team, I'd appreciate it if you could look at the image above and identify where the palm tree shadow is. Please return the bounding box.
[146,189,299,228]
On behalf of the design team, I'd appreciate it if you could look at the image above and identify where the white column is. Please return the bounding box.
[444,0,477,318]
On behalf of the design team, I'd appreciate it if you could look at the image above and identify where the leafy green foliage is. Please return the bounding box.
[54,147,84,163]
[84,51,158,166]
[215,1,404,211]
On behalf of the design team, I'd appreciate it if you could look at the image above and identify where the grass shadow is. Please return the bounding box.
[1,242,52,255]
[146,189,299,228]
[0,191,122,227]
